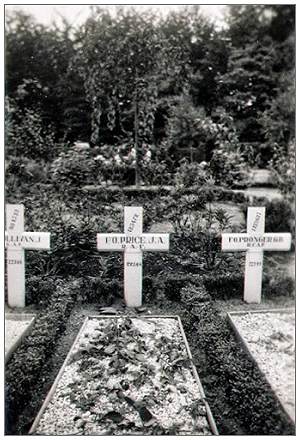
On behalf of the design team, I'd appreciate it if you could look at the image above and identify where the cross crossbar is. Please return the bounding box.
[97,206,169,307]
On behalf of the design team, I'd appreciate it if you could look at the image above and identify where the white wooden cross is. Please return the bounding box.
[222,207,291,303]
[97,206,169,307]
[5,204,51,308]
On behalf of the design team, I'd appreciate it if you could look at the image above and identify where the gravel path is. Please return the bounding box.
[5,316,35,357]
[231,310,295,422]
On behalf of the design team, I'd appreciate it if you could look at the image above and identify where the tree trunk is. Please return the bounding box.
[134,96,141,187]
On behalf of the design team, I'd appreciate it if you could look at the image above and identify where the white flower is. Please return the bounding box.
[128,148,136,159]
[74,142,90,150]
[94,154,105,162]
[114,154,122,165]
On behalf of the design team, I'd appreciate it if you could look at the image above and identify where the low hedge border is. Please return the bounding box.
[80,184,248,204]
[77,277,123,303]
[79,183,279,206]
[181,303,295,435]
[5,278,295,435]
[5,278,80,434]
[70,270,294,307]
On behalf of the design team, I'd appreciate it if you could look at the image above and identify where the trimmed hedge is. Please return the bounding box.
[80,184,249,204]
[77,277,122,303]
[26,275,58,306]
[202,272,244,299]
[5,278,80,434]
[74,269,295,306]
[243,199,294,234]
[181,303,295,435]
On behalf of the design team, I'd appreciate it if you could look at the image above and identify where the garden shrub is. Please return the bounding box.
[5,157,51,185]
[170,183,224,202]
[23,194,123,278]
[141,160,173,186]
[264,199,294,234]
[202,272,244,299]
[269,141,295,199]
[168,205,233,273]
[92,142,170,187]
[143,275,166,303]
[242,198,295,235]
[180,282,211,306]
[142,275,156,303]
[26,275,58,306]
[5,278,79,434]
[6,92,57,162]
[50,143,100,187]
[165,96,214,164]
[163,273,204,301]
[93,141,136,186]
[77,277,122,303]
[209,148,250,189]
[221,189,246,204]
[203,270,294,301]
[264,274,295,298]
[79,177,248,208]
[181,303,295,435]
[173,160,209,188]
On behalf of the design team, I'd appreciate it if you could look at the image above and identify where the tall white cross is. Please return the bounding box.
[97,206,169,307]
[5,204,51,308]
[222,207,292,303]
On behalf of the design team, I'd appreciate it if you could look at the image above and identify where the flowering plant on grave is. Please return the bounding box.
[32,316,214,435]
[170,201,234,272]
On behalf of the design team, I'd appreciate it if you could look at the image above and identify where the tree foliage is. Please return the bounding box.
[5,5,295,187]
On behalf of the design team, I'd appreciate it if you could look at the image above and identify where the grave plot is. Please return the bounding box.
[30,315,218,435]
[5,313,36,363]
[227,309,295,423]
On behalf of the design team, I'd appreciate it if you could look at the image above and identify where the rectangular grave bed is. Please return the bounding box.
[30,315,218,435]
[5,313,36,364]
[227,308,295,424]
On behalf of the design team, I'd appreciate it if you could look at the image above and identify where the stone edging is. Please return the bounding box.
[29,314,219,435]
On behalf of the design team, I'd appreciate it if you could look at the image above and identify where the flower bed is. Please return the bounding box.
[227,309,295,423]
[30,315,218,435]
[5,313,36,363]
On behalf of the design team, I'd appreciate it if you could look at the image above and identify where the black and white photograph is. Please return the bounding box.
[4,3,295,435]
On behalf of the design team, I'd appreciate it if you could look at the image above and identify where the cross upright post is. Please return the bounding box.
[5,204,51,308]
[97,206,169,307]
[222,207,292,303]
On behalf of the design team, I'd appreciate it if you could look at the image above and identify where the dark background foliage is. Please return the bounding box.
[5,5,295,181]
[5,5,295,436]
